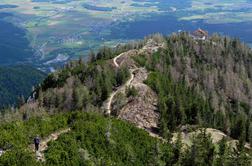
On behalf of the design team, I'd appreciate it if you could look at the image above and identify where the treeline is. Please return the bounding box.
[34,36,160,111]
[0,35,150,122]
[36,49,130,111]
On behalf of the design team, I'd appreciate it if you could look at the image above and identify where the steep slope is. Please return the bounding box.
[1,33,252,165]
[0,65,45,108]
[107,39,164,134]
[140,33,252,143]
[0,112,174,166]
[21,33,252,146]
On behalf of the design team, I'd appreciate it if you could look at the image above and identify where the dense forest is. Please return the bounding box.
[137,33,252,144]
[0,65,45,108]
[0,33,252,165]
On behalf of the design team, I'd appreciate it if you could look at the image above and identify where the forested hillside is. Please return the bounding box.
[0,65,45,108]
[0,33,252,165]
[141,33,252,143]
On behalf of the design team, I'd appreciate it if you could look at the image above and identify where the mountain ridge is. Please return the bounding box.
[0,33,252,165]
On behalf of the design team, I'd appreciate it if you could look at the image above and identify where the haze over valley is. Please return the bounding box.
[1,0,252,71]
[1,1,252,165]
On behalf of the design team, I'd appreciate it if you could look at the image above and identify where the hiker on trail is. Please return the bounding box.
[34,136,40,151]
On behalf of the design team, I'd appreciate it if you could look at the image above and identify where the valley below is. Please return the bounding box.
[1,32,252,165]
[1,1,252,165]
[1,0,252,72]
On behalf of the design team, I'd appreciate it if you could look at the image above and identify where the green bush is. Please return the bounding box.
[0,148,39,166]
[45,112,174,165]
[0,113,69,149]
[126,86,138,98]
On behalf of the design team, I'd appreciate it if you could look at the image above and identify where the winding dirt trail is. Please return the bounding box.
[103,40,167,141]
[0,128,71,161]
[105,69,135,115]
[31,128,71,162]
[104,51,138,115]
[113,52,124,67]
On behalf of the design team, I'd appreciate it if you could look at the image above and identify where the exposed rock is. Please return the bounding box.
[172,128,251,149]
[103,39,164,137]
[117,68,159,130]
[115,49,139,69]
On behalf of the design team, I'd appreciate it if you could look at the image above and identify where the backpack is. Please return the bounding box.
[34,137,40,144]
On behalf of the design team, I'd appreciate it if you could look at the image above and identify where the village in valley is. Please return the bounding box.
[0,0,251,71]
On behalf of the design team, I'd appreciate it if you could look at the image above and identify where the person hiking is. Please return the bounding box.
[34,136,40,151]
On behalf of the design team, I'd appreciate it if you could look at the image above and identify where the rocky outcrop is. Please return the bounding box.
[117,68,159,130]
[103,38,165,137]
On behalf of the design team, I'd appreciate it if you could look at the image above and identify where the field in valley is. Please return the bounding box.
[1,0,252,70]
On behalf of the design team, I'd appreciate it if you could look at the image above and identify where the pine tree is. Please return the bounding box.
[214,137,228,166]
[172,132,183,165]
[38,89,44,107]
[88,50,96,62]
[17,95,25,107]
[230,139,252,166]
[248,122,252,146]
[73,85,90,110]
[182,129,215,166]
